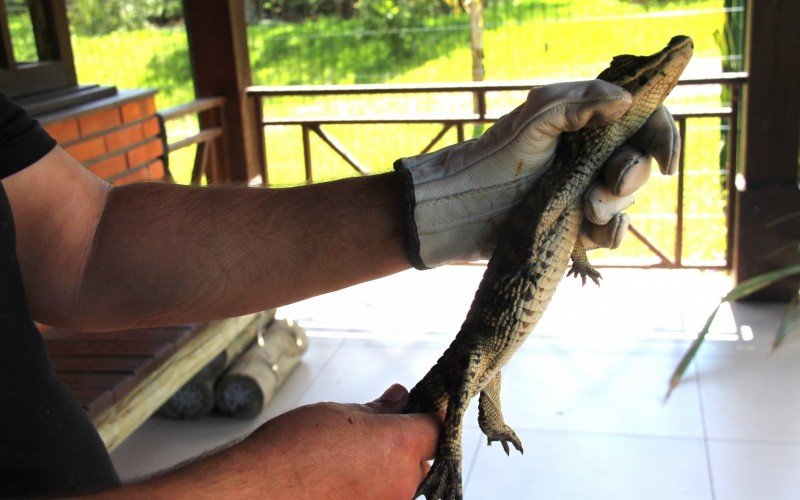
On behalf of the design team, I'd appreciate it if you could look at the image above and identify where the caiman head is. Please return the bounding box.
[599,35,694,94]
[597,35,694,129]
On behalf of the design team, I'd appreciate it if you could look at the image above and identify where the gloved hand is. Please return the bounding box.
[394,80,679,269]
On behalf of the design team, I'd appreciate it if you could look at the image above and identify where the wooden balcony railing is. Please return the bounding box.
[158,96,226,185]
[247,74,747,268]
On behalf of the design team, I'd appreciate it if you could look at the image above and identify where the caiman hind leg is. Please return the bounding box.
[478,371,523,455]
[415,351,484,500]
[567,237,602,286]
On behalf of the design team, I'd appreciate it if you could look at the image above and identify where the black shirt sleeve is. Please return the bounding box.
[0,91,57,179]
[0,92,120,495]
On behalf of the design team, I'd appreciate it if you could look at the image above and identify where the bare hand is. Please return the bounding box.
[244,384,440,499]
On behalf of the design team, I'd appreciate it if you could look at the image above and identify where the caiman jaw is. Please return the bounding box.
[594,35,693,135]
[598,35,694,95]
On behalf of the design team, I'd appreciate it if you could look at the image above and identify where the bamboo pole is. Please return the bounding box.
[93,313,260,451]
[215,319,308,418]
[157,311,274,419]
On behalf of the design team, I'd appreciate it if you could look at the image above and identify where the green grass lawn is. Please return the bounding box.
[66,0,739,266]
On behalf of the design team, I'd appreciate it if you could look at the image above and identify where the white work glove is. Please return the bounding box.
[394,80,679,269]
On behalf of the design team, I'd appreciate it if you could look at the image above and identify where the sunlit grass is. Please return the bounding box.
[66,0,738,266]
[393,1,728,83]
[72,27,194,110]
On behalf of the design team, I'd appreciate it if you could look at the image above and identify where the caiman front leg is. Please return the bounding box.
[478,371,523,455]
[567,236,602,286]
[415,350,484,500]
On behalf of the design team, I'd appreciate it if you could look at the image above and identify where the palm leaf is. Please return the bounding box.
[665,303,720,401]
[765,212,800,229]
[774,292,800,350]
[665,263,800,400]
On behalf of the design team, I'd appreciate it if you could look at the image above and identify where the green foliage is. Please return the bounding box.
[7,12,37,62]
[66,0,182,35]
[356,0,446,25]
[261,0,453,21]
[256,0,452,64]
[246,7,470,85]
[263,0,348,20]
[621,0,709,8]
[711,0,745,192]
[354,0,449,58]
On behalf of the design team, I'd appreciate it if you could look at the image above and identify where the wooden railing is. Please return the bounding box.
[158,96,226,185]
[248,74,747,268]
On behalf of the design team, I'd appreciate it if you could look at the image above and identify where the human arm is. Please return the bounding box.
[85,385,438,499]
[3,80,676,332]
[4,147,409,331]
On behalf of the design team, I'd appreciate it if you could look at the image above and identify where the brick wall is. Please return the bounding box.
[40,91,167,185]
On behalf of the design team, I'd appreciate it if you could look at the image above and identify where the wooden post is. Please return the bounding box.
[466,0,485,116]
[0,1,15,70]
[182,0,262,183]
[244,0,263,24]
[733,0,800,300]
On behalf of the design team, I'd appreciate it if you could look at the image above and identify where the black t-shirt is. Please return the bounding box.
[0,93,121,496]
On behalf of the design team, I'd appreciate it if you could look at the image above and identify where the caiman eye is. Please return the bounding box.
[638,75,649,86]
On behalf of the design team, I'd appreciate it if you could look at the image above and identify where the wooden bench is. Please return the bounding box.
[42,314,267,451]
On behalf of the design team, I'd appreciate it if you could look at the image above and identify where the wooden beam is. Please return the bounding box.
[310,124,371,176]
[28,0,52,60]
[733,0,800,300]
[0,1,16,69]
[93,313,260,451]
[34,0,76,81]
[183,0,261,183]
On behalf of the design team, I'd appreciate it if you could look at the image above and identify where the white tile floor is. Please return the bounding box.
[110,267,800,499]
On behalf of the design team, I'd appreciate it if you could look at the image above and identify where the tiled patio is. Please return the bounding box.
[110,267,800,499]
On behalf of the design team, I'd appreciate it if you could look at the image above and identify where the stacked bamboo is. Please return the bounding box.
[158,316,308,419]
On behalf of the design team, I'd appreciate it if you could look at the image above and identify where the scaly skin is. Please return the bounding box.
[406,36,694,500]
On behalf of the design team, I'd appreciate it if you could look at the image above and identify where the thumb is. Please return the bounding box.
[364,384,410,414]
[519,80,632,138]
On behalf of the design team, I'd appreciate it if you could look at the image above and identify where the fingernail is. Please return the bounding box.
[380,384,407,402]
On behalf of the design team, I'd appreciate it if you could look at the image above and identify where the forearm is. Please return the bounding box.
[86,437,291,499]
[71,172,408,330]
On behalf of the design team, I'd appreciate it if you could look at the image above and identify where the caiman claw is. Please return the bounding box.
[414,455,463,500]
[567,263,602,286]
[568,238,602,286]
